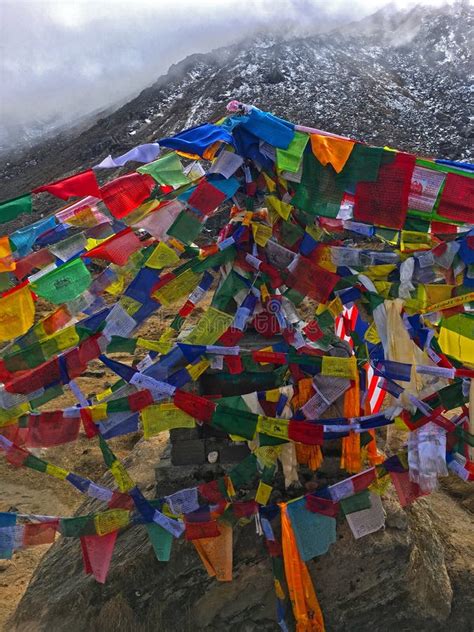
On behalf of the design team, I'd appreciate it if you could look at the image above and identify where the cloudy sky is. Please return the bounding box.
[0,0,458,133]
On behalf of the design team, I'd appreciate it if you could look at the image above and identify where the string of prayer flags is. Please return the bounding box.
[0,102,473,629]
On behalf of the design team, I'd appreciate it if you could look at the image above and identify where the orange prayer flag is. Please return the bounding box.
[310,135,355,174]
[280,504,325,632]
[193,521,233,581]
[341,370,362,474]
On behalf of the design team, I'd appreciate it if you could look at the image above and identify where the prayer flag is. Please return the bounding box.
[34,170,101,200]
[0,194,32,224]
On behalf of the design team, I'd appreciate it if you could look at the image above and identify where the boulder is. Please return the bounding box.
[10,438,474,632]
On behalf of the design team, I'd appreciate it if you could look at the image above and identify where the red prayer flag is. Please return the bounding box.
[233,500,258,518]
[34,170,101,201]
[14,249,55,281]
[4,358,60,394]
[187,180,227,216]
[84,228,142,266]
[185,520,221,540]
[285,257,340,303]
[389,471,428,507]
[128,389,154,412]
[174,390,216,423]
[23,521,58,546]
[305,495,340,517]
[26,412,80,448]
[218,328,244,346]
[351,468,376,493]
[6,443,29,467]
[80,531,118,583]
[436,173,474,223]
[354,152,416,229]
[81,409,99,439]
[224,355,243,374]
[198,480,225,503]
[100,173,155,219]
[288,420,324,445]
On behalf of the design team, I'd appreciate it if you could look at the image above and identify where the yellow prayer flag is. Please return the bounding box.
[321,355,357,379]
[0,284,35,342]
[184,306,234,345]
[153,269,200,306]
[90,403,108,422]
[265,195,292,221]
[255,481,273,505]
[186,359,211,381]
[110,460,135,492]
[146,242,180,269]
[94,509,130,536]
[252,222,272,247]
[46,463,69,480]
[364,321,381,344]
[0,236,15,272]
[140,403,195,438]
[257,415,289,440]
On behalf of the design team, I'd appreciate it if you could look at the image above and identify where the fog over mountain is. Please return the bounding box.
[0,0,472,202]
[0,0,465,155]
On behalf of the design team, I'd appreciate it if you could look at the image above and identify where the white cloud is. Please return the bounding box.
[0,0,465,134]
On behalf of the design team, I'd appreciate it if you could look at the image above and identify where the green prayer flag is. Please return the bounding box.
[229,454,258,488]
[191,246,236,273]
[107,397,131,414]
[24,454,48,473]
[280,220,304,247]
[211,405,257,440]
[0,194,32,224]
[137,152,190,188]
[166,210,203,245]
[438,381,467,411]
[404,215,431,233]
[340,490,372,515]
[107,336,138,354]
[212,271,248,310]
[99,435,116,468]
[146,523,173,561]
[292,150,344,218]
[276,131,309,173]
[60,515,95,537]
[32,258,91,303]
[335,144,384,190]
[30,384,64,408]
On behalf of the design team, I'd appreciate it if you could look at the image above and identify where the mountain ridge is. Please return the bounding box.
[0,1,472,203]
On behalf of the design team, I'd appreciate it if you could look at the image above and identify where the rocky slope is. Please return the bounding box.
[0,1,472,203]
